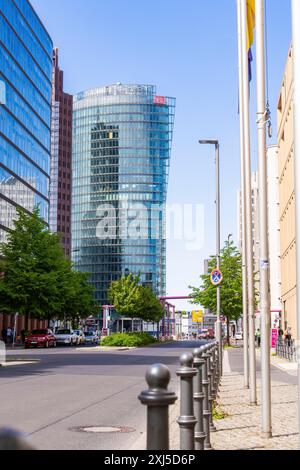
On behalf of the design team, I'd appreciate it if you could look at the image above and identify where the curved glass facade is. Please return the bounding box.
[0,0,52,242]
[72,84,175,305]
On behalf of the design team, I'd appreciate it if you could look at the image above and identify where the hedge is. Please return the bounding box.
[100,332,157,347]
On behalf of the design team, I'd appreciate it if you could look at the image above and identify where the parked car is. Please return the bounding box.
[73,330,85,345]
[235,332,243,340]
[198,329,208,339]
[84,331,99,345]
[54,329,78,346]
[207,328,215,339]
[25,329,56,349]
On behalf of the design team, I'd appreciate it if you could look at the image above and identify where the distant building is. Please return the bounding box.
[181,311,193,337]
[237,171,260,296]
[237,155,282,330]
[267,145,282,329]
[0,177,35,227]
[50,48,73,258]
[0,0,53,334]
[72,84,175,307]
[0,0,52,240]
[277,46,296,335]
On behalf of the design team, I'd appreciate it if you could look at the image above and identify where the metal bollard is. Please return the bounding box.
[0,428,34,450]
[213,343,219,396]
[176,352,197,450]
[211,343,217,388]
[193,348,206,450]
[138,363,177,450]
[214,341,220,393]
[207,344,217,433]
[216,341,222,385]
[202,345,212,449]
[210,343,217,401]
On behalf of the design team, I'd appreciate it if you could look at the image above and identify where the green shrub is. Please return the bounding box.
[212,402,229,420]
[100,332,157,347]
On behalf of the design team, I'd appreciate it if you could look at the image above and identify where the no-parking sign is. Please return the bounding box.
[211,268,223,285]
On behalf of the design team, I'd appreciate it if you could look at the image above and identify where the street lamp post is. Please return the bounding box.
[199,140,222,375]
[255,0,272,437]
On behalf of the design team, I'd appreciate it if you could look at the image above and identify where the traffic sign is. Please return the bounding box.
[211,268,223,285]
[192,310,203,323]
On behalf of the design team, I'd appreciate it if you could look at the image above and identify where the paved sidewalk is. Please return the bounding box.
[210,348,299,450]
[131,346,299,450]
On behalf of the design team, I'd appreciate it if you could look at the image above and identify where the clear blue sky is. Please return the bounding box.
[32,0,292,311]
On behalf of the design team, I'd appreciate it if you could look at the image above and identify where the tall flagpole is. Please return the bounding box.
[291,0,300,450]
[255,0,271,437]
[237,0,249,389]
[240,0,257,405]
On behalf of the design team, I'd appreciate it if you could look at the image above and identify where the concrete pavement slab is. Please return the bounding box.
[210,348,299,450]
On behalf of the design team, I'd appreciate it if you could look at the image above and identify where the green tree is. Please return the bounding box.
[189,240,243,345]
[56,270,98,327]
[108,274,163,335]
[135,286,164,340]
[0,207,96,328]
[108,273,141,331]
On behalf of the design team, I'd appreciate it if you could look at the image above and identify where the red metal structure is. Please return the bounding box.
[159,296,192,337]
[101,295,193,337]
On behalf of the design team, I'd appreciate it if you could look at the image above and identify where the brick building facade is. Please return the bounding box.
[50,48,73,258]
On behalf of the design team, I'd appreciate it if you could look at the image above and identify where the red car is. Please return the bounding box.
[207,328,215,339]
[25,329,56,349]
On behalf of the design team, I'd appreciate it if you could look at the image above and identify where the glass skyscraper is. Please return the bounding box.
[0,0,53,242]
[72,84,175,305]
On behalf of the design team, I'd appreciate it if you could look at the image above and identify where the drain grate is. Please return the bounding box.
[71,425,135,434]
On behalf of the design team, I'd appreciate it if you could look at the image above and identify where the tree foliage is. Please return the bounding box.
[108,273,141,319]
[189,240,243,344]
[0,207,96,325]
[135,286,164,323]
[108,273,163,324]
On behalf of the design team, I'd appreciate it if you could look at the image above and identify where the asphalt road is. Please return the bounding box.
[227,346,298,385]
[0,340,205,450]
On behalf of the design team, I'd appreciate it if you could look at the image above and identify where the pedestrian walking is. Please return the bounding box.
[284,326,292,347]
[6,326,12,345]
[255,328,261,348]
[20,329,26,345]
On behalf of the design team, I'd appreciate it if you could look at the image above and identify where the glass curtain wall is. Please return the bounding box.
[0,0,52,242]
[72,84,175,305]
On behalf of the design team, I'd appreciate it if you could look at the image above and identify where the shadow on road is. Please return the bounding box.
[0,340,207,379]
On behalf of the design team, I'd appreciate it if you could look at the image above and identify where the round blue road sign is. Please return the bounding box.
[211,268,223,285]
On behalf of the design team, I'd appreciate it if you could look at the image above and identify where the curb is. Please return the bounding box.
[0,360,40,367]
[75,346,135,352]
[255,349,297,374]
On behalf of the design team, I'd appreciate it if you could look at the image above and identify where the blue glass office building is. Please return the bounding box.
[72,84,175,305]
[0,0,52,242]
